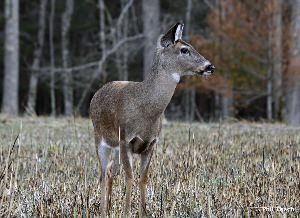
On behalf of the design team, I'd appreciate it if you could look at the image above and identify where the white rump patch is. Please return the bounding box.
[172,73,181,83]
[100,138,119,150]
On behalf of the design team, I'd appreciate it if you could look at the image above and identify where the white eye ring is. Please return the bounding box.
[180,48,189,54]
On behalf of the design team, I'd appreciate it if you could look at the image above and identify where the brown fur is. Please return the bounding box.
[90,22,214,217]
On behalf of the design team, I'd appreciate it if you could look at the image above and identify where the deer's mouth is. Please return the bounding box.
[196,70,213,76]
[193,64,215,77]
[197,64,215,76]
[202,70,213,75]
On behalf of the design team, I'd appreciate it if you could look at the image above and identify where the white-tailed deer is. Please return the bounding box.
[90,22,215,217]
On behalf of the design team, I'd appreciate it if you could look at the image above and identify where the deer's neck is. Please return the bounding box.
[140,57,178,118]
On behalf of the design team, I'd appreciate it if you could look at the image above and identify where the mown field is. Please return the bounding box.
[0,116,299,217]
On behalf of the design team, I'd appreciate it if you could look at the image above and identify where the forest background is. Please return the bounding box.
[1,0,300,125]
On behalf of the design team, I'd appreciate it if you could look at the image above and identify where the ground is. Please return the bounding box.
[0,116,299,217]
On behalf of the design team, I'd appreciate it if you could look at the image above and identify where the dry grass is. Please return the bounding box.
[0,116,299,217]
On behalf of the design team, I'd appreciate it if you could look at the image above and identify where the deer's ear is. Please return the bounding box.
[160,22,184,48]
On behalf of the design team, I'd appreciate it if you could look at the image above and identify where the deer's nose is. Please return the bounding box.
[205,64,215,73]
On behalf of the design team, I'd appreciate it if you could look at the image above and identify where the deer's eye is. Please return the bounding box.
[180,48,189,54]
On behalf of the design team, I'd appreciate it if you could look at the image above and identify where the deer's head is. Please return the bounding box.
[157,22,215,82]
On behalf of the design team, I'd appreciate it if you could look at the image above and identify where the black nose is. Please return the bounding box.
[206,64,215,73]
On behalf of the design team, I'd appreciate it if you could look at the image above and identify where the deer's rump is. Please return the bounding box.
[90,81,162,152]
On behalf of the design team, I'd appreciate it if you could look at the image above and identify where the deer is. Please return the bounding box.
[90,22,215,217]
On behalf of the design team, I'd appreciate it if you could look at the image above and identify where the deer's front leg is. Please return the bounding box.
[139,142,155,217]
[120,142,133,217]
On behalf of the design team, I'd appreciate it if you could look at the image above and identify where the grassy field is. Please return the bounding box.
[0,116,299,217]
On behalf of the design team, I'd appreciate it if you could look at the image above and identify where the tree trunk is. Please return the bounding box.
[214,94,220,120]
[122,6,129,81]
[26,0,48,114]
[142,0,160,79]
[184,91,190,122]
[272,0,282,120]
[286,0,300,125]
[218,0,233,120]
[117,0,129,81]
[49,0,56,116]
[267,12,273,122]
[266,0,283,122]
[186,0,195,122]
[2,0,19,115]
[99,0,106,58]
[183,0,196,122]
[267,67,273,121]
[221,80,233,119]
[62,0,74,116]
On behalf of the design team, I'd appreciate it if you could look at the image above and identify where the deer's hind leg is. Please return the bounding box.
[98,137,119,217]
[98,142,110,216]
[106,149,120,213]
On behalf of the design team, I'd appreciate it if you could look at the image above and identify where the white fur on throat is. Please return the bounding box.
[172,73,181,83]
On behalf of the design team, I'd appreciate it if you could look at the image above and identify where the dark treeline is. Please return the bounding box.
[1,0,300,124]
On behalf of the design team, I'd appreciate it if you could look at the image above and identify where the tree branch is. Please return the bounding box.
[75,33,143,110]
[34,34,144,74]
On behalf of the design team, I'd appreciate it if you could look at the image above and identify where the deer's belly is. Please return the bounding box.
[126,120,161,154]
[128,135,158,154]
[100,115,161,153]
[129,136,148,153]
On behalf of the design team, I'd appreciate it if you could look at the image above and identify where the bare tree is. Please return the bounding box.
[49,0,56,116]
[272,0,282,120]
[142,0,160,79]
[286,0,300,125]
[2,0,19,115]
[62,0,74,116]
[116,0,129,81]
[184,0,194,122]
[75,0,142,111]
[267,15,273,121]
[99,0,106,58]
[26,0,48,114]
[267,63,273,121]
[218,0,233,119]
[266,0,283,121]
